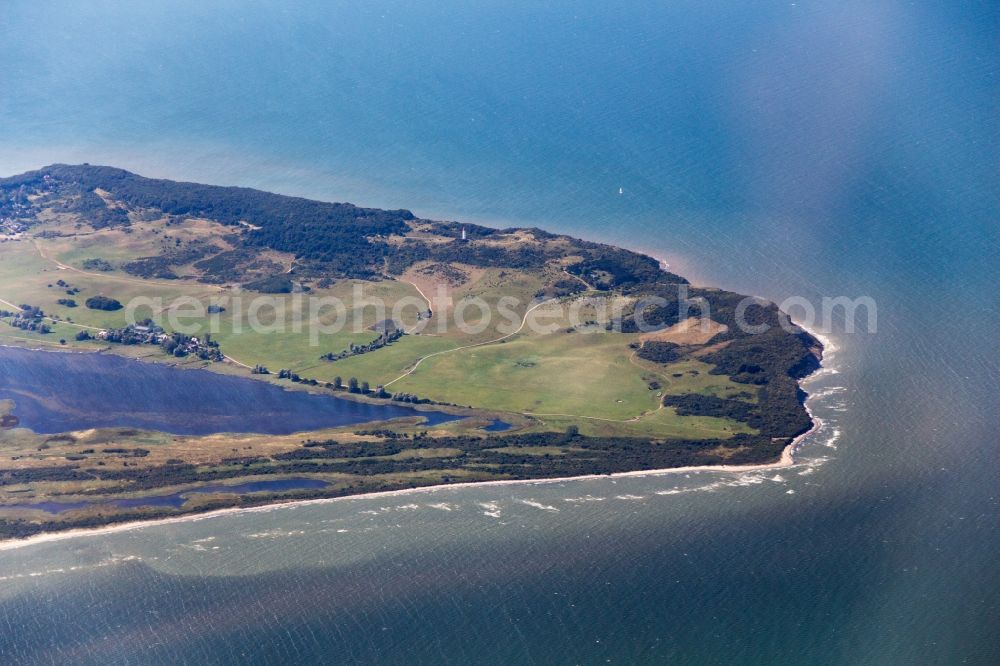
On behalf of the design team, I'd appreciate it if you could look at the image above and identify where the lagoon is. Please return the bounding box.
[0,1,997,664]
[0,346,457,436]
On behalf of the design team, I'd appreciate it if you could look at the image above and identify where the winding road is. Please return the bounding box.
[383,297,558,388]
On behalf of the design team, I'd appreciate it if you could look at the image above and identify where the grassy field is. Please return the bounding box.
[526,409,754,440]
[388,296,754,433]
[0,403,754,537]
[0,217,753,441]
[393,329,655,417]
[0,171,821,538]
[0,232,220,331]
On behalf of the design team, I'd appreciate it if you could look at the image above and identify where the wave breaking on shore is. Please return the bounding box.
[0,331,836,552]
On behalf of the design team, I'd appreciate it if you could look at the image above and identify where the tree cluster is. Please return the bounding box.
[85,295,123,311]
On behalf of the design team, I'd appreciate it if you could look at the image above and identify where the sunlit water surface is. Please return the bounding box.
[0,1,997,663]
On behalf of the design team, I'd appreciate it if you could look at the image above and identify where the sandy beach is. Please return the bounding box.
[0,453,803,552]
[0,233,836,555]
[0,325,833,552]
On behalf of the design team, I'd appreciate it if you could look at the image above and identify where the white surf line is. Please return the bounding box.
[527,320,836,446]
[383,297,559,388]
[0,330,831,553]
[0,438,814,553]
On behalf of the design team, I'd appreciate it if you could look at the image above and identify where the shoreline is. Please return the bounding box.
[0,328,831,552]
[0,339,482,428]
[0,229,834,551]
[0,447,803,553]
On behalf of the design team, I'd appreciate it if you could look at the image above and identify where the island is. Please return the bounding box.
[0,164,822,539]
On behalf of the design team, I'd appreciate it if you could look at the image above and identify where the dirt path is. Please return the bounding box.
[0,296,102,332]
[561,268,593,290]
[522,408,739,435]
[32,239,224,291]
[383,289,735,435]
[383,297,557,387]
[398,279,435,334]
[222,353,253,369]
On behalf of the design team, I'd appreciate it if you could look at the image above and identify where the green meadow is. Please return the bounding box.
[0,220,751,441]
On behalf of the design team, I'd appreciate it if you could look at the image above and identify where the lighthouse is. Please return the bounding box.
[461,226,467,241]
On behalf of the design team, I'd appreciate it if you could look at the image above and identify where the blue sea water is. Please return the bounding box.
[0,1,998,664]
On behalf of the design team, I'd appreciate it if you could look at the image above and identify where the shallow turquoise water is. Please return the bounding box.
[0,1,997,663]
